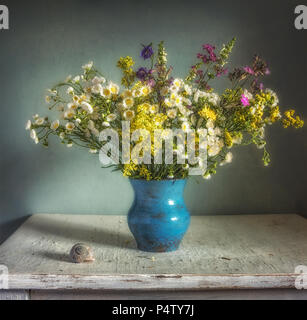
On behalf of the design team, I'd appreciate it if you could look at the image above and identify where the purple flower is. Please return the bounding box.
[136,67,149,81]
[202,55,208,64]
[243,66,254,75]
[209,52,217,62]
[241,94,250,106]
[216,68,228,77]
[141,44,154,60]
[197,53,203,59]
[147,78,156,87]
[202,44,215,53]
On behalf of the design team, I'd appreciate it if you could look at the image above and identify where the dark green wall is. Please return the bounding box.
[0,0,306,243]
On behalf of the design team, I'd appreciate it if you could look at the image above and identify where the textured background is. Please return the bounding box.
[0,0,306,243]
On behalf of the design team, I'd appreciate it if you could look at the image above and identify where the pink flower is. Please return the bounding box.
[241,94,250,106]
[243,66,254,75]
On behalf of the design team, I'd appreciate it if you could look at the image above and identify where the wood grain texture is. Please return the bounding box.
[0,290,29,300]
[30,289,307,300]
[0,214,306,290]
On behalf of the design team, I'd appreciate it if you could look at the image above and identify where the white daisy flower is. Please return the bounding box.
[89,149,97,154]
[123,110,135,120]
[30,129,37,141]
[45,95,52,103]
[75,118,81,126]
[164,98,173,108]
[243,89,253,100]
[81,101,93,114]
[206,119,215,129]
[72,75,80,83]
[102,121,110,127]
[25,120,31,130]
[92,76,106,85]
[82,61,93,71]
[178,105,191,117]
[132,88,142,97]
[66,87,74,94]
[101,87,112,98]
[184,84,192,95]
[181,122,190,132]
[64,109,75,119]
[108,82,120,95]
[140,86,151,96]
[35,117,45,125]
[149,105,159,114]
[91,83,103,95]
[106,113,117,122]
[50,120,60,130]
[208,93,220,105]
[225,152,233,163]
[122,90,133,98]
[167,109,177,119]
[59,132,65,140]
[67,102,78,110]
[123,97,134,108]
[173,78,183,89]
[65,122,75,131]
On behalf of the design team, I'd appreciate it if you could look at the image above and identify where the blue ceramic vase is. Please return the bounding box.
[128,179,190,252]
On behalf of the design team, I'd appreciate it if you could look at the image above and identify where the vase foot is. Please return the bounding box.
[136,240,181,253]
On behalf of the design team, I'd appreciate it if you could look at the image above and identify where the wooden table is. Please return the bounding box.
[0,214,307,300]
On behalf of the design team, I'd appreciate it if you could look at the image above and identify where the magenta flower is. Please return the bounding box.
[243,66,254,75]
[202,44,215,53]
[197,53,203,59]
[216,68,228,77]
[241,94,250,106]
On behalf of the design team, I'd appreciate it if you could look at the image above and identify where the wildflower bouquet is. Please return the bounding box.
[26,39,303,180]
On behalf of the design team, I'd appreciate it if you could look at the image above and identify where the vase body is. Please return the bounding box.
[128,179,190,252]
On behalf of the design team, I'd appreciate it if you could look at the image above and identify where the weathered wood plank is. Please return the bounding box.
[0,290,29,300]
[0,214,306,290]
[5,273,299,290]
[30,289,307,300]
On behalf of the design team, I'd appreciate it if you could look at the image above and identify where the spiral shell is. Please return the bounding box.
[69,243,95,263]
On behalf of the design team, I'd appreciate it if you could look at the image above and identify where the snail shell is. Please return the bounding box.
[69,243,95,263]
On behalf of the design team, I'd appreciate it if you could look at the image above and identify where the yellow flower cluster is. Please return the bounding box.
[116,56,136,88]
[123,162,137,177]
[283,110,304,128]
[199,106,217,121]
[224,130,233,148]
[269,106,281,123]
[139,165,152,180]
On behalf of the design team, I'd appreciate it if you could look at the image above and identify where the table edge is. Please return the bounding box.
[2,273,300,290]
